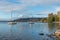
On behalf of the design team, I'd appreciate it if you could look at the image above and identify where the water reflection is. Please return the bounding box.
[48,23,56,34]
[55,23,60,29]
[0,22,59,40]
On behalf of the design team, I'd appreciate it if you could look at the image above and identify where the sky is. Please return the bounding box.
[0,0,60,20]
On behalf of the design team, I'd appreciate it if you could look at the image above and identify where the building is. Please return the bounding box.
[48,13,53,18]
[57,11,60,21]
[48,13,54,22]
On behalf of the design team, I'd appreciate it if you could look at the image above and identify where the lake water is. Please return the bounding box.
[0,22,59,40]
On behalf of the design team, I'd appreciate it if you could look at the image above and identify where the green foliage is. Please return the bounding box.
[48,14,54,23]
[48,13,59,23]
[55,16,59,21]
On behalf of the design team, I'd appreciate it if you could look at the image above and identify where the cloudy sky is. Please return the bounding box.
[0,0,60,20]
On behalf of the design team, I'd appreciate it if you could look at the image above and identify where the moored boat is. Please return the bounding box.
[8,22,17,25]
[29,22,34,24]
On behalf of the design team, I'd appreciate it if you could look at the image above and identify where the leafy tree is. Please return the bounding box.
[55,16,59,21]
[48,13,54,23]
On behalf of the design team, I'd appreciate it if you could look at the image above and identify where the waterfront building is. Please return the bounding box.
[48,13,54,23]
[57,11,60,21]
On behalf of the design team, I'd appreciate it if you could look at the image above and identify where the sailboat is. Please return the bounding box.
[29,15,34,24]
[8,21,17,25]
[29,22,34,24]
[8,10,17,25]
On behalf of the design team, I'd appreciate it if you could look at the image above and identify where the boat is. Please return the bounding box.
[29,22,34,24]
[8,22,17,25]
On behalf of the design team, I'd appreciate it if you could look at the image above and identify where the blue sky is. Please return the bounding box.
[0,0,60,20]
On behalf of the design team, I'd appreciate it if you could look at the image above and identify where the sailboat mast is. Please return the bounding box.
[11,11,12,21]
[11,9,12,21]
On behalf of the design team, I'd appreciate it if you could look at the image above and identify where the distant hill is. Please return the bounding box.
[0,17,47,22]
[13,17,47,22]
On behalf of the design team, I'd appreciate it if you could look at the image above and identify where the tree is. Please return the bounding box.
[55,16,59,22]
[48,13,54,23]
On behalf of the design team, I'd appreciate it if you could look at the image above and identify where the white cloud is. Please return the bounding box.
[0,0,27,13]
[0,0,60,19]
[18,15,23,18]
[55,7,60,12]
[19,0,60,6]
[0,0,60,13]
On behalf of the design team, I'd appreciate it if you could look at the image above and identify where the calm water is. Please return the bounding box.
[0,22,58,40]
